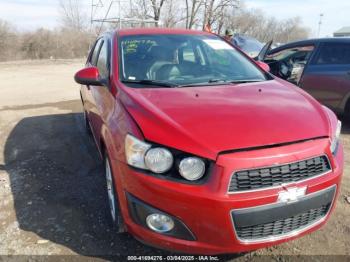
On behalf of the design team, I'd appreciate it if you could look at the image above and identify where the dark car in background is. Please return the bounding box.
[263,38,350,117]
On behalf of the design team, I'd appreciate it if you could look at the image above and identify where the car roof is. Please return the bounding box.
[269,37,350,53]
[115,27,214,37]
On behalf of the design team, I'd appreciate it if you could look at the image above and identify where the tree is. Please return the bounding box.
[202,0,240,33]
[21,28,55,59]
[59,0,87,31]
[185,0,203,29]
[162,0,185,27]
[226,8,310,43]
[0,19,19,61]
[150,0,166,26]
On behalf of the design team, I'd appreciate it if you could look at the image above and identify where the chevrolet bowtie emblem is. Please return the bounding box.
[277,186,307,203]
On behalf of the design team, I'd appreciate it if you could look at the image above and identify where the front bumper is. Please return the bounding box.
[112,138,344,254]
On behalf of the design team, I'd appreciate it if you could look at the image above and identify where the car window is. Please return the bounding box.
[181,46,196,62]
[90,38,103,66]
[96,40,109,79]
[120,34,268,86]
[267,46,314,62]
[195,45,206,65]
[234,35,264,57]
[315,43,350,65]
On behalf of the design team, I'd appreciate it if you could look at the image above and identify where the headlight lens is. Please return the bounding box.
[330,120,342,154]
[179,157,205,181]
[125,134,151,169]
[145,148,173,173]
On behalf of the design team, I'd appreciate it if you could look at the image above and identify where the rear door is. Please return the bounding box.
[300,42,350,110]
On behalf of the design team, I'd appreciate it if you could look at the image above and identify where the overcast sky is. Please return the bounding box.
[0,0,349,37]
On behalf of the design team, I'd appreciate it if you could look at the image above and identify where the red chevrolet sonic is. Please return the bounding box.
[74,28,344,254]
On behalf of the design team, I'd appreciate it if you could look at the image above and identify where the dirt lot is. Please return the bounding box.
[0,59,349,261]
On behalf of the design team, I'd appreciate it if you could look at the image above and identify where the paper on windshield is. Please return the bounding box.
[203,39,232,50]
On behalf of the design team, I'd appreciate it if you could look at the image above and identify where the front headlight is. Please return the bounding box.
[179,157,205,181]
[125,134,173,173]
[125,134,209,181]
[145,148,173,173]
[330,120,341,154]
[125,134,151,169]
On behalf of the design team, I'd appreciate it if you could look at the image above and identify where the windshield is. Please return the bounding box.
[119,34,267,87]
[234,35,264,57]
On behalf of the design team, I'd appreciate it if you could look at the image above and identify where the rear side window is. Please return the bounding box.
[96,41,109,79]
[315,43,350,65]
[90,39,103,66]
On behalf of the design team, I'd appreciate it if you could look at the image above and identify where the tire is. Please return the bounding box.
[345,100,350,120]
[104,153,125,233]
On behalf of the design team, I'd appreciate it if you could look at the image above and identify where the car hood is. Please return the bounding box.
[120,79,330,160]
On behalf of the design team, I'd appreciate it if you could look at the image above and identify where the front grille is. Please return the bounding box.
[235,204,330,241]
[229,155,331,192]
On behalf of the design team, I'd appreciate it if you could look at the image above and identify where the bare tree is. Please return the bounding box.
[59,0,87,31]
[202,0,239,32]
[227,8,310,43]
[127,0,149,21]
[185,0,203,29]
[0,19,19,61]
[150,0,166,26]
[126,0,166,26]
[162,0,186,27]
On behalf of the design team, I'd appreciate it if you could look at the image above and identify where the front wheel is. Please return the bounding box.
[104,153,125,233]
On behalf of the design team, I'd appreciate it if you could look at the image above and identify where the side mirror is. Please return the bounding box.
[256,61,270,72]
[74,67,103,86]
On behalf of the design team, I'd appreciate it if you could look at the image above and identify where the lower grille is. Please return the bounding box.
[231,185,336,242]
[236,204,330,240]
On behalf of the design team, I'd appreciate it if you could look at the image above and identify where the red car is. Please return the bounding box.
[74,28,343,255]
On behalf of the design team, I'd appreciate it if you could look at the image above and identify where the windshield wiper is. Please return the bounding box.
[208,79,227,83]
[229,79,264,84]
[122,79,178,87]
[178,79,230,87]
[178,78,265,87]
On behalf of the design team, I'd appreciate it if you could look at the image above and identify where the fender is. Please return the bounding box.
[100,98,144,163]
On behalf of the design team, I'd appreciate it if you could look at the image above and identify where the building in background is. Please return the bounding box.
[333,27,350,37]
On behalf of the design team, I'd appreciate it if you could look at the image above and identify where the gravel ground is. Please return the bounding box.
[0,60,349,261]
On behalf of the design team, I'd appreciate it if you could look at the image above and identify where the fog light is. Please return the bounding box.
[146,213,174,233]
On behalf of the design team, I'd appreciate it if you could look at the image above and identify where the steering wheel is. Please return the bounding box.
[278,60,292,79]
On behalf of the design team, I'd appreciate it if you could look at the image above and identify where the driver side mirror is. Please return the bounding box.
[74,67,103,86]
[256,61,270,72]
